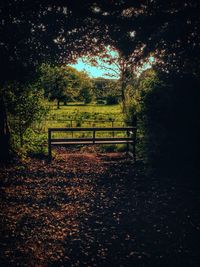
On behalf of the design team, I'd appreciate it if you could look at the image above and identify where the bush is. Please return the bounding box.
[145,73,200,178]
[100,144,127,152]
[10,128,47,159]
[79,87,93,104]
[5,82,48,154]
[127,70,200,179]
[76,120,82,127]
[24,129,47,156]
[96,99,106,105]
[106,95,119,105]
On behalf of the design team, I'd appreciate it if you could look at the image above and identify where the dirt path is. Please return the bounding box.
[0,151,200,267]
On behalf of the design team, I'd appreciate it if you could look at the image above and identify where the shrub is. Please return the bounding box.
[100,144,127,152]
[106,95,119,105]
[76,120,82,127]
[24,129,47,156]
[5,82,48,154]
[126,70,200,179]
[96,99,106,105]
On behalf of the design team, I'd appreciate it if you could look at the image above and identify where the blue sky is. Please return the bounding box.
[69,58,120,79]
[69,50,154,79]
[69,48,120,79]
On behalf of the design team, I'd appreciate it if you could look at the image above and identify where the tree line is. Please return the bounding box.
[38,64,121,108]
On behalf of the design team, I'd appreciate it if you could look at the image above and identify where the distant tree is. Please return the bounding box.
[79,86,93,104]
[93,78,120,103]
[106,95,118,105]
[93,78,110,100]
[78,72,93,104]
[39,64,81,108]
[84,47,138,112]
[104,80,120,105]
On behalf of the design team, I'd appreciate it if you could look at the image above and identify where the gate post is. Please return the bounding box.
[48,129,52,161]
[126,130,130,153]
[93,130,96,144]
[133,127,137,163]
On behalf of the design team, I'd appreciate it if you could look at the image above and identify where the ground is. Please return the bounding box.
[0,148,200,267]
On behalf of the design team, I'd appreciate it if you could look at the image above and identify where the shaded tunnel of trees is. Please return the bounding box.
[1,0,200,180]
[1,1,200,266]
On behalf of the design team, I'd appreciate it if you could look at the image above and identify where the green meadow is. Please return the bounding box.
[30,102,129,153]
[35,102,126,133]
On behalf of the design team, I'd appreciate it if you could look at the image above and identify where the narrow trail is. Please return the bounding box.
[0,151,199,267]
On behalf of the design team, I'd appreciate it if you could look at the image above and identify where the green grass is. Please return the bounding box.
[50,102,122,116]
[31,102,131,153]
[34,101,126,133]
[48,102,123,123]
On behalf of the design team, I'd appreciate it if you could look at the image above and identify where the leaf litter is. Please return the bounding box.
[0,147,200,266]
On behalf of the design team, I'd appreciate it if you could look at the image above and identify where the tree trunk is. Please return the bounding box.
[20,133,23,147]
[57,100,60,109]
[120,61,127,113]
[121,80,126,113]
[19,117,24,147]
[0,97,11,163]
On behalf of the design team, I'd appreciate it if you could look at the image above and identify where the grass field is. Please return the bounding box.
[35,102,126,133]
[30,102,129,154]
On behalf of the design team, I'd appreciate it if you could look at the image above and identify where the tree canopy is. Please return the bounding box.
[1,0,199,86]
[39,64,94,106]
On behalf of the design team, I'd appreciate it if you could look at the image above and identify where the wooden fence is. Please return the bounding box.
[48,127,136,161]
[33,119,131,133]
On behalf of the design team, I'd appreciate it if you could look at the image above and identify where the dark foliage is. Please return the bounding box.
[1,0,199,85]
[106,94,119,105]
[140,72,200,179]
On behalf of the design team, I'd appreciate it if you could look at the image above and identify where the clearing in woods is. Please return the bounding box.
[0,147,199,267]
[36,103,125,132]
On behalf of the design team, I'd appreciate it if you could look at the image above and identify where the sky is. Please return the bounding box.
[69,58,120,79]
[69,49,154,79]
[69,47,120,79]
